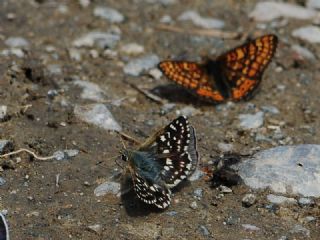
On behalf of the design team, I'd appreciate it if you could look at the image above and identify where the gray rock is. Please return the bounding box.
[193,188,203,199]
[242,193,256,207]
[93,7,124,23]
[87,224,102,234]
[298,197,314,207]
[217,143,233,153]
[160,103,176,115]
[261,106,280,115]
[73,79,106,101]
[73,31,120,49]
[160,15,172,23]
[292,26,320,43]
[79,0,90,8]
[267,194,297,205]
[0,140,14,154]
[178,10,224,29]
[1,48,25,58]
[290,224,310,237]
[5,37,29,48]
[291,45,316,60]
[0,106,8,121]
[242,224,260,231]
[219,185,232,193]
[198,225,210,236]
[94,181,121,196]
[176,106,201,117]
[120,43,144,55]
[249,2,317,22]
[74,104,122,131]
[166,211,178,216]
[123,54,159,76]
[53,149,79,161]
[189,169,205,181]
[146,0,176,5]
[68,48,82,61]
[307,0,320,9]
[189,201,198,209]
[304,216,316,222]
[0,177,6,186]
[238,111,264,129]
[148,68,162,80]
[235,145,320,197]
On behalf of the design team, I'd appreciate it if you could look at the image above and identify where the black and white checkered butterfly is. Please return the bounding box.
[121,116,198,209]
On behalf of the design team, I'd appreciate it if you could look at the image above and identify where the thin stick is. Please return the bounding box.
[126,81,167,105]
[0,148,56,161]
[117,131,141,145]
[156,24,241,39]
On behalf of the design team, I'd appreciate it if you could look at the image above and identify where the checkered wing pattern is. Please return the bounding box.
[131,172,171,209]
[154,116,199,187]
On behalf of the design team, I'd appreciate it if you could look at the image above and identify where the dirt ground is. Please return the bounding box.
[0,0,319,239]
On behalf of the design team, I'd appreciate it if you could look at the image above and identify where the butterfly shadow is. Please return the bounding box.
[151,84,212,107]
[208,153,245,188]
[120,177,165,217]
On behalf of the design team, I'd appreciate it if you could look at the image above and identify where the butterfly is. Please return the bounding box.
[120,116,199,209]
[158,34,278,103]
[0,213,9,240]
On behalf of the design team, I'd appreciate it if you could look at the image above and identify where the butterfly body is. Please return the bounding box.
[121,116,198,209]
[158,34,278,103]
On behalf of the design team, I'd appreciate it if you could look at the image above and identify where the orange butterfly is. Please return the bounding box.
[158,34,278,103]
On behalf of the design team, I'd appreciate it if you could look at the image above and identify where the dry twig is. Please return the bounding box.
[0,148,56,161]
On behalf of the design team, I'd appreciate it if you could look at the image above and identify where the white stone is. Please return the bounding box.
[74,104,122,131]
[235,145,320,197]
[238,111,264,129]
[120,43,144,55]
[178,10,224,29]
[123,54,159,76]
[307,0,320,9]
[249,2,317,22]
[73,31,120,49]
[292,26,320,43]
[73,79,106,101]
[0,106,8,121]
[267,194,297,204]
[93,7,124,23]
[94,181,121,196]
[5,37,29,48]
[291,45,315,60]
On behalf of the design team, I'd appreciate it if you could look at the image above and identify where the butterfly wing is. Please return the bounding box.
[140,116,199,188]
[130,170,171,209]
[158,61,225,103]
[217,34,278,100]
[0,213,9,240]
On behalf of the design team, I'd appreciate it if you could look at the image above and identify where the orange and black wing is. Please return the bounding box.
[158,61,225,103]
[217,34,278,101]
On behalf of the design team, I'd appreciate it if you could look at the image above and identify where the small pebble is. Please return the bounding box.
[5,37,29,48]
[242,224,260,231]
[148,68,162,80]
[178,10,224,29]
[292,26,320,43]
[0,106,8,121]
[123,54,159,76]
[267,194,297,205]
[93,7,124,23]
[219,185,232,193]
[166,211,178,216]
[198,225,210,236]
[290,224,310,237]
[73,31,120,49]
[94,181,121,196]
[74,104,122,131]
[120,43,144,55]
[238,112,264,129]
[193,188,203,200]
[87,224,102,234]
[190,201,198,209]
[242,194,256,207]
[0,177,6,186]
[53,149,79,161]
[217,143,233,153]
[0,140,14,154]
[298,197,314,207]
